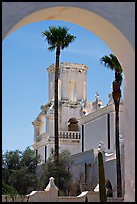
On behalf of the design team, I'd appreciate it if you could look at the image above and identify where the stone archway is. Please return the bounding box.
[2,2,135,201]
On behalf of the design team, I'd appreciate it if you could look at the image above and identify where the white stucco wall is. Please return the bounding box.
[46,114,54,137]
[80,104,124,152]
[70,149,125,198]
[2,2,135,201]
[59,142,81,156]
[84,114,108,151]
[48,70,55,101]
[46,143,54,159]
[104,156,125,198]
[36,142,54,163]
[38,145,45,163]
[70,150,96,184]
[61,106,81,131]
[61,63,87,101]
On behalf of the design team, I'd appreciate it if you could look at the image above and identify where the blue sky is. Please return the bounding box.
[2,20,124,152]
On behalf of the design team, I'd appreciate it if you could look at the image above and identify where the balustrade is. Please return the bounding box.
[59,131,80,139]
[35,131,80,143]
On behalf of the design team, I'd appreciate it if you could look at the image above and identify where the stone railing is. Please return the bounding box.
[59,131,80,140]
[35,131,80,144]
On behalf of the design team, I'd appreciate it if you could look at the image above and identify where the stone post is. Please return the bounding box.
[44,177,59,202]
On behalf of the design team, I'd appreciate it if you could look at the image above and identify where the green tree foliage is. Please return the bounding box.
[2,181,18,195]
[100,53,123,85]
[2,147,72,196]
[3,150,21,170]
[37,150,72,195]
[2,146,38,195]
[9,167,38,195]
[20,146,38,174]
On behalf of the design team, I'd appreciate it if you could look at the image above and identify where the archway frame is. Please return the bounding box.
[2,5,135,201]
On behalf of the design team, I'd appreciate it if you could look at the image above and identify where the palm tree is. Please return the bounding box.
[100,53,123,197]
[42,26,76,187]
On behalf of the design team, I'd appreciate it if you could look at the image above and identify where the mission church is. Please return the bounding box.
[32,62,125,196]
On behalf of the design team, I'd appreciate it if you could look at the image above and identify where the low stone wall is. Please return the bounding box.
[2,177,124,202]
[58,191,88,202]
[2,195,28,202]
[107,197,124,202]
[58,196,86,202]
[2,192,88,203]
[86,191,100,202]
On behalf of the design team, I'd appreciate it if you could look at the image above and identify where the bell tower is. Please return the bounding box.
[32,62,89,162]
[47,62,88,131]
[47,62,88,102]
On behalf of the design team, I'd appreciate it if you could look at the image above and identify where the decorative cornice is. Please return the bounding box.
[40,99,85,111]
[78,103,124,125]
[59,100,83,108]
[47,62,88,73]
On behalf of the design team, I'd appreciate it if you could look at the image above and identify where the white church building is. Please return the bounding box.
[32,62,125,197]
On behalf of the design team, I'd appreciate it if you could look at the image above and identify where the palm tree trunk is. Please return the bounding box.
[54,46,60,187]
[115,102,122,197]
[113,80,122,197]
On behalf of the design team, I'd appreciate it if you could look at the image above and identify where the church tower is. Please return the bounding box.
[48,62,88,102]
[32,62,88,163]
[46,62,88,131]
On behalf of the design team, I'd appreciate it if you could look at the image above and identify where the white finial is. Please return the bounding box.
[98,141,105,152]
[95,91,100,102]
[45,177,58,191]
